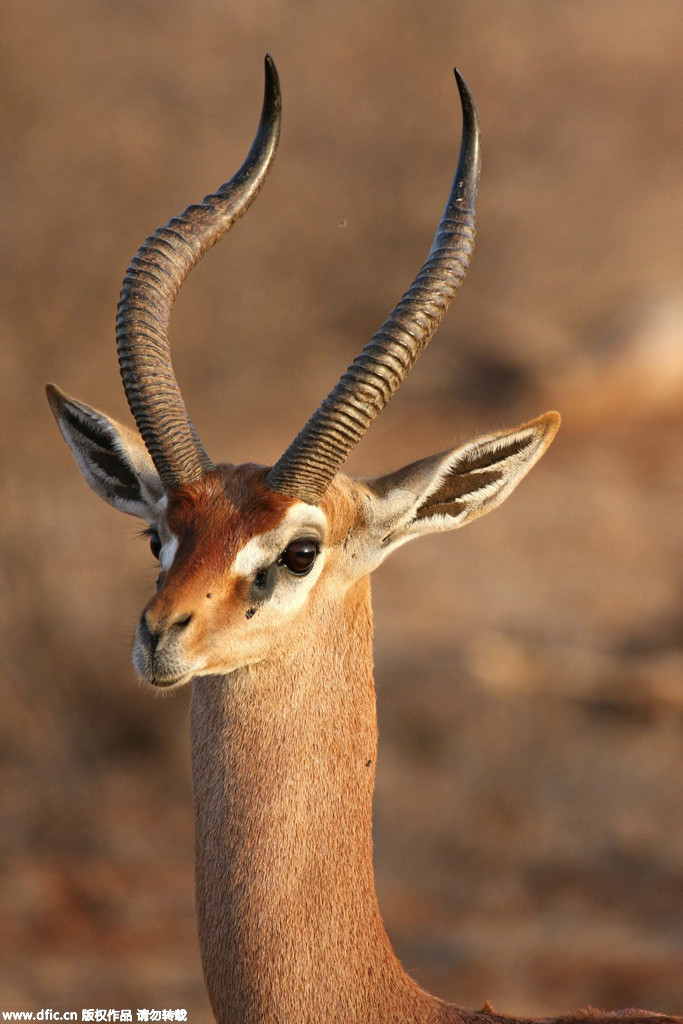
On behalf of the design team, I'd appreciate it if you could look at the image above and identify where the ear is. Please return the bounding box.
[365,411,560,556]
[46,384,164,522]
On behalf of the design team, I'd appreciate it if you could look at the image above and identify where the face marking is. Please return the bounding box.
[233,503,327,579]
[159,532,179,573]
[131,467,336,686]
[233,503,328,620]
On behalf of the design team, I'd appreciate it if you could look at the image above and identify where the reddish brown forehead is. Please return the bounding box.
[165,463,296,571]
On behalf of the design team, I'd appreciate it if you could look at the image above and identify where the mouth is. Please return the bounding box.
[132,617,255,687]
[146,671,195,690]
[132,631,197,690]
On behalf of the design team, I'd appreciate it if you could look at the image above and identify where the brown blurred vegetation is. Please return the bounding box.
[1,1,681,1017]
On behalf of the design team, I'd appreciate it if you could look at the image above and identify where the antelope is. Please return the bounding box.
[47,57,680,1024]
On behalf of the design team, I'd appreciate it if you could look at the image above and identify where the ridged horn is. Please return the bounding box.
[266,68,480,504]
[117,55,281,489]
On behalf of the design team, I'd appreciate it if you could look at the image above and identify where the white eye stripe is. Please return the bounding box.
[152,504,327,589]
[233,504,327,580]
[159,533,179,571]
[234,535,272,579]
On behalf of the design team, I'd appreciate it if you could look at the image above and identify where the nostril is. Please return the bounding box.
[172,611,192,630]
[140,613,160,654]
[141,609,192,650]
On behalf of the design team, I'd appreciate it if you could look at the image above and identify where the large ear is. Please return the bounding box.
[46,384,164,522]
[364,412,560,555]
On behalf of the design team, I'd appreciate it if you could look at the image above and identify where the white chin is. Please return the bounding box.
[132,643,196,690]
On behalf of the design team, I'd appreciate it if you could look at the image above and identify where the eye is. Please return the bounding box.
[149,531,162,561]
[278,539,318,576]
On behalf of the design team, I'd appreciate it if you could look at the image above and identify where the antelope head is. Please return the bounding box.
[48,57,559,689]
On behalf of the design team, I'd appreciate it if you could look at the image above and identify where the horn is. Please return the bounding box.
[266,68,480,504]
[117,55,281,489]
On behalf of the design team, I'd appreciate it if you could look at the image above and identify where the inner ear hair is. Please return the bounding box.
[60,401,142,499]
[414,412,560,526]
[414,466,502,519]
[46,384,163,516]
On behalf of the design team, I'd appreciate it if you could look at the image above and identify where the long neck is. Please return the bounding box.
[189,577,442,1024]
[187,581,664,1024]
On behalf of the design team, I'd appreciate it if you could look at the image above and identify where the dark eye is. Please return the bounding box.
[279,539,318,576]
[149,531,162,560]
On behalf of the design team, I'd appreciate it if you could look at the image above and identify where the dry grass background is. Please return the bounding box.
[1,0,681,1017]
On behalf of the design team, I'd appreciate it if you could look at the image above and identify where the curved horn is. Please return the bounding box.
[117,55,281,489]
[266,68,480,504]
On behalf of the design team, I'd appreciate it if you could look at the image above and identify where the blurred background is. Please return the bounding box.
[1,0,681,1017]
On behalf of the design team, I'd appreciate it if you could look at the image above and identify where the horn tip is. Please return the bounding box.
[262,53,281,119]
[264,54,280,90]
[452,67,478,120]
[453,67,467,91]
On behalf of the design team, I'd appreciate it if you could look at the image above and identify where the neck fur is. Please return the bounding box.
[189,576,447,1024]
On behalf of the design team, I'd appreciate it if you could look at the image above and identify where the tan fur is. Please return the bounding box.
[163,465,676,1024]
[188,562,678,1024]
